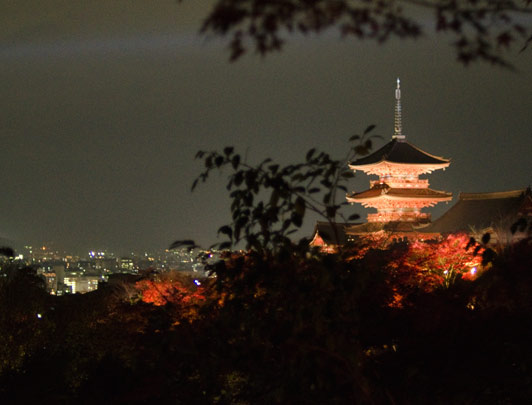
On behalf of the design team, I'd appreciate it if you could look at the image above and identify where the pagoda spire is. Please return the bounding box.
[392,78,405,140]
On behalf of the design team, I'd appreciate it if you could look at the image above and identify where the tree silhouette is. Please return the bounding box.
[174,128,378,252]
[190,0,532,65]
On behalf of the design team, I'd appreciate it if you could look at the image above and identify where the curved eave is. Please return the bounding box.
[349,139,451,167]
[346,192,452,204]
[349,160,450,175]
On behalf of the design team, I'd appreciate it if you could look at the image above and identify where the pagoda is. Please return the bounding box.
[346,79,452,227]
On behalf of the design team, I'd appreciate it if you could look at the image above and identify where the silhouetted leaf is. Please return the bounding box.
[234,171,244,186]
[270,190,279,207]
[363,124,376,134]
[169,240,198,250]
[232,155,241,169]
[466,237,477,250]
[294,196,305,218]
[268,164,279,174]
[291,213,303,227]
[218,225,233,239]
[0,247,15,257]
[326,206,337,218]
[510,217,527,234]
[482,247,497,265]
[219,241,232,250]
[481,233,491,245]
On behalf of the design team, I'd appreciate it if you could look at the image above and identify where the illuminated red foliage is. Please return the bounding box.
[381,234,484,306]
[135,278,205,307]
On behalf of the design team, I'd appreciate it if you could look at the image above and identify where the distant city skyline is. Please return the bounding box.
[1,2,531,255]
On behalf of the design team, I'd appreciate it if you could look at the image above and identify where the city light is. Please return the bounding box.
[21,245,217,295]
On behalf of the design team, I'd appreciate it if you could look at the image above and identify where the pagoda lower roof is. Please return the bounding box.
[347,221,417,233]
[347,185,452,201]
[346,221,440,235]
[349,138,450,168]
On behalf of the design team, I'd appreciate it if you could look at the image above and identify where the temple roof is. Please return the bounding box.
[420,188,532,234]
[347,184,452,201]
[347,221,419,234]
[311,221,349,245]
[350,139,450,168]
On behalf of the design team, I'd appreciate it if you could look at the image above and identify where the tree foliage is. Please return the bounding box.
[184,127,379,252]
[0,252,51,375]
[368,233,485,310]
[0,236,531,402]
[191,0,532,65]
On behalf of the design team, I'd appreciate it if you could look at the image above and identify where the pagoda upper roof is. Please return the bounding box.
[350,138,450,168]
[347,184,452,201]
[420,188,532,234]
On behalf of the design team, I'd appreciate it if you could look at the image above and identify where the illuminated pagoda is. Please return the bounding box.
[346,79,452,231]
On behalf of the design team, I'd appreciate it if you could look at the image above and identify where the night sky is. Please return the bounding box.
[1,1,531,255]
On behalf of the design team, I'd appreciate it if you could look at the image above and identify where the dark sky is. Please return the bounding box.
[1,1,531,255]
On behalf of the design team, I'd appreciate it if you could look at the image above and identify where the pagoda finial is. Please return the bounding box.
[392,78,405,140]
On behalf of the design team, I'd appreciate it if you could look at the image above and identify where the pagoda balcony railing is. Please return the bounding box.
[367,212,431,223]
[370,179,429,189]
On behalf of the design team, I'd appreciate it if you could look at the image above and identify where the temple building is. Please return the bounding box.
[346,79,452,240]
[420,188,532,244]
[310,80,530,252]
[311,79,452,250]
[347,79,451,224]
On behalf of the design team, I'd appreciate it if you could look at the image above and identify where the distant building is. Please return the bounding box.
[94,257,117,273]
[41,272,58,295]
[63,276,100,294]
[119,257,136,273]
[75,260,95,273]
[38,261,66,294]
